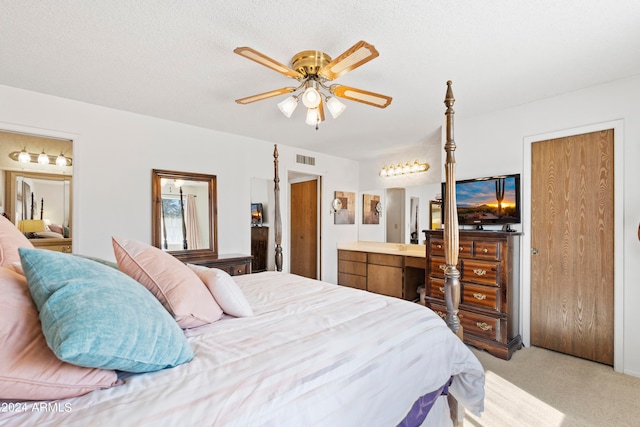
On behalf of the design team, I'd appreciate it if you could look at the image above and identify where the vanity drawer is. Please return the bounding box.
[338,250,367,263]
[368,253,403,267]
[338,260,367,276]
[462,283,499,312]
[338,272,366,290]
[462,259,499,286]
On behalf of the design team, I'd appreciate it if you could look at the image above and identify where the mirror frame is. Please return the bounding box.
[151,169,218,259]
[4,170,73,237]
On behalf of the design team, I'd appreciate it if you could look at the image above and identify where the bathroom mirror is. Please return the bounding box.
[151,169,217,257]
[4,170,72,239]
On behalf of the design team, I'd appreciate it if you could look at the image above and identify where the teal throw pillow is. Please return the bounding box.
[19,248,194,373]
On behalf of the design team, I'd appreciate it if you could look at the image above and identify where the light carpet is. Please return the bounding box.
[464,346,640,427]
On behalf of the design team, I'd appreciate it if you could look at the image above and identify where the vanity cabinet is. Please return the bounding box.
[423,230,521,360]
[337,246,423,301]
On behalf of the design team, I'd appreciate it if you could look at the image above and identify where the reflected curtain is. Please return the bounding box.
[185,194,201,250]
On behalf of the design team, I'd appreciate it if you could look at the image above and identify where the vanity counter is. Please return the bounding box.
[336,241,425,301]
[336,241,425,258]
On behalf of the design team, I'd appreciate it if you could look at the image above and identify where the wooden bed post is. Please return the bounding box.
[273,144,283,271]
[444,81,465,426]
[443,81,462,340]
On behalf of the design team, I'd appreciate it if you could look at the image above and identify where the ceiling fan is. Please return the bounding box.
[233,41,392,128]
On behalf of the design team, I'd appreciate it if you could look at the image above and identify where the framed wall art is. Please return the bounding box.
[333,191,355,224]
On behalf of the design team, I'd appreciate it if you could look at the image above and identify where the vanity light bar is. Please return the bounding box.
[379,160,429,177]
[9,150,73,166]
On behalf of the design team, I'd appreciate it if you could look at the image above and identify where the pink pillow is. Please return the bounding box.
[0,215,34,267]
[112,237,223,328]
[188,264,254,317]
[0,266,119,400]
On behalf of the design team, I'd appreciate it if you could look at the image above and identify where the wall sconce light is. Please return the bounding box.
[329,198,343,214]
[9,149,73,166]
[379,160,429,177]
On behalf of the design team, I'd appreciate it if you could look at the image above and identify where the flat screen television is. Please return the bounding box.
[251,203,263,225]
[441,174,521,227]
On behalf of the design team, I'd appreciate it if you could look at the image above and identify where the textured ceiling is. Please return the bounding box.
[1,1,639,161]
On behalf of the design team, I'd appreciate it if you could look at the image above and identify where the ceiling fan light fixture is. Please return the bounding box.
[277,95,299,118]
[326,96,346,118]
[302,85,321,108]
[305,108,320,126]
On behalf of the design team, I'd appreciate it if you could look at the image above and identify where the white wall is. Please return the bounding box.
[0,84,358,286]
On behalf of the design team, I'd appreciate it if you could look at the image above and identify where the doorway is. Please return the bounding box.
[289,177,319,279]
[530,129,614,365]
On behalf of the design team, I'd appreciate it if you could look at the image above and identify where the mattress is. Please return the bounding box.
[0,272,484,426]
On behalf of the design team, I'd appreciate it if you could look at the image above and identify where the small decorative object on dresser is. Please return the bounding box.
[423,229,522,360]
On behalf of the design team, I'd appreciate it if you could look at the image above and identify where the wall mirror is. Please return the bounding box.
[152,169,217,258]
[4,170,72,239]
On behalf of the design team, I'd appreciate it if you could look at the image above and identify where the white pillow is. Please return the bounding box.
[187,265,254,317]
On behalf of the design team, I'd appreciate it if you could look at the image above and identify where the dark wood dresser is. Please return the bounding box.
[173,252,252,276]
[423,230,521,360]
[250,226,269,273]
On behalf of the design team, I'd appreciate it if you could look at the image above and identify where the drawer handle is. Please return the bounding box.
[436,311,446,319]
[439,286,445,293]
[439,264,446,271]
[476,322,492,331]
[473,268,487,276]
[436,244,442,249]
[459,246,464,251]
[473,293,487,300]
[482,248,488,253]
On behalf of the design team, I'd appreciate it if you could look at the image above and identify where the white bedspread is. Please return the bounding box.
[1,272,484,427]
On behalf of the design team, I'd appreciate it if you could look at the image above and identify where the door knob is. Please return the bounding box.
[531,248,539,255]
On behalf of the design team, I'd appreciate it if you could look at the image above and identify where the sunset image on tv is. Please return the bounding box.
[456,176,519,224]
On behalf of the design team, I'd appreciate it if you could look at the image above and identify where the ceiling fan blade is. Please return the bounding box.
[331,85,392,108]
[318,100,325,122]
[234,47,302,79]
[235,87,297,104]
[318,41,379,80]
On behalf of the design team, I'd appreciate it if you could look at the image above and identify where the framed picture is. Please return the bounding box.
[333,191,355,224]
[251,203,263,225]
[363,194,381,224]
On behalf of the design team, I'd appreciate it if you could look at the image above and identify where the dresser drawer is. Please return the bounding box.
[458,240,473,257]
[430,239,445,256]
[426,302,448,321]
[462,283,499,312]
[338,250,367,263]
[429,277,445,300]
[429,257,447,279]
[338,260,367,276]
[473,240,500,260]
[459,310,501,342]
[462,259,499,286]
[228,263,249,276]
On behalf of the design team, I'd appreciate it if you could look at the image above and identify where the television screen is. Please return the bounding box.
[251,203,263,225]
[442,174,520,226]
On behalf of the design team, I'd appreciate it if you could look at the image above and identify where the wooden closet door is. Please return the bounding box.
[290,179,318,279]
[530,130,614,365]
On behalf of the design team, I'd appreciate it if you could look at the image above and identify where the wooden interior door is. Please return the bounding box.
[290,179,318,279]
[530,130,614,365]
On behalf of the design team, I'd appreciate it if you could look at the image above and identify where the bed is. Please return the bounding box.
[0,82,483,426]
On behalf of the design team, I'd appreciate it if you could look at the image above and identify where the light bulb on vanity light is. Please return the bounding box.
[18,148,30,163]
[56,153,67,166]
[38,150,49,165]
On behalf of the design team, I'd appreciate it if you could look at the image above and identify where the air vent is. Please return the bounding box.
[296,154,315,166]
